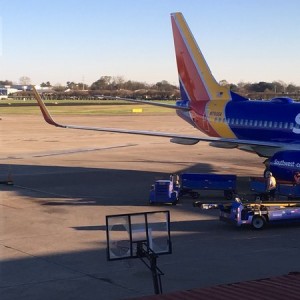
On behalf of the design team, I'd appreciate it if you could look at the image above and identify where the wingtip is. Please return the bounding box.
[32,86,62,127]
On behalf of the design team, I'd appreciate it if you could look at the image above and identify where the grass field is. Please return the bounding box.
[0,100,175,115]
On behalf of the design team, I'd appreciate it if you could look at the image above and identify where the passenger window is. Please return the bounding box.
[254,120,258,126]
[258,121,262,127]
[240,119,244,126]
[284,122,288,129]
[290,123,294,129]
[269,121,272,127]
[279,122,283,128]
[245,119,248,126]
[249,120,253,126]
[264,121,268,127]
[274,122,278,128]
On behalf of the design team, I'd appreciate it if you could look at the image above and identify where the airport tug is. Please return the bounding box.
[219,197,300,229]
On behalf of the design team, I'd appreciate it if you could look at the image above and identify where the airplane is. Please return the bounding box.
[33,12,300,182]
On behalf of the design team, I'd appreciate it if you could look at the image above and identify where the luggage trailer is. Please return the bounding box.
[149,173,237,205]
[219,198,300,229]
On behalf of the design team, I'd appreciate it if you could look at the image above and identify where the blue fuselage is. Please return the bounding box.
[225,98,300,143]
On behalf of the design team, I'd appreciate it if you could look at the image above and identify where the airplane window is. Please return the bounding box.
[249,120,253,126]
[240,119,244,126]
[258,121,262,127]
[290,123,294,129]
[274,122,278,128]
[264,121,268,127]
[254,120,258,126]
[227,118,231,124]
[284,122,288,129]
[231,118,235,125]
[236,119,240,125]
[279,122,283,128]
[223,118,226,123]
[269,121,272,127]
[245,119,248,126]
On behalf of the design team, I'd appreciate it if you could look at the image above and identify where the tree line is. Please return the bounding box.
[1,76,300,100]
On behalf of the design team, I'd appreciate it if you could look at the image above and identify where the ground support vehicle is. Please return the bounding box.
[219,198,300,229]
[277,183,300,200]
[149,173,236,205]
[180,173,236,200]
[149,180,179,205]
[250,177,300,200]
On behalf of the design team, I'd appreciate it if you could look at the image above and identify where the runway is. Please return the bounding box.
[1,114,300,299]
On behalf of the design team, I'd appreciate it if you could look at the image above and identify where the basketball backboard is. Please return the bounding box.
[106,210,171,261]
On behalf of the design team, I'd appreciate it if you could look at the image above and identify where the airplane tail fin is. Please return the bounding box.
[171,12,231,107]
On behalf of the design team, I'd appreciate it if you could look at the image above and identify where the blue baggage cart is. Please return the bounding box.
[250,177,269,200]
[277,183,300,200]
[250,177,300,200]
[180,173,237,200]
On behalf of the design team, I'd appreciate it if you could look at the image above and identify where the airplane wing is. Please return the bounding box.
[104,96,190,111]
[32,87,282,150]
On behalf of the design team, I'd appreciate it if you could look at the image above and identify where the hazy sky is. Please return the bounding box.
[1,0,300,86]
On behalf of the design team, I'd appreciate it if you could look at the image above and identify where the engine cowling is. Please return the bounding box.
[269,151,300,182]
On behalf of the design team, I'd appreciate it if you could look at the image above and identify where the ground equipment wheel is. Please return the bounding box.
[251,216,265,230]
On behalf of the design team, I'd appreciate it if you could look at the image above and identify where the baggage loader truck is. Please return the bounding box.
[219,197,300,229]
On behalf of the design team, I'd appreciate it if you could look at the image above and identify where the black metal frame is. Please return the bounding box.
[106,210,171,261]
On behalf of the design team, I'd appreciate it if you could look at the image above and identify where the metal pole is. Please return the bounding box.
[150,253,161,294]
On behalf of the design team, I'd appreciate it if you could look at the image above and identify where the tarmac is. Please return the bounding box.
[1,113,300,299]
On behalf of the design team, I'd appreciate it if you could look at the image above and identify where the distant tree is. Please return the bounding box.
[90,76,113,90]
[40,81,51,87]
[112,76,125,89]
[122,80,147,91]
[66,81,77,89]
[229,83,238,91]
[219,79,229,86]
[154,80,175,91]
[0,80,13,86]
[272,80,287,93]
[52,83,66,92]
[248,82,273,93]
[19,76,31,85]
[286,83,298,94]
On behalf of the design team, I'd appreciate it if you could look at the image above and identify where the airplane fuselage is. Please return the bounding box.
[177,96,300,156]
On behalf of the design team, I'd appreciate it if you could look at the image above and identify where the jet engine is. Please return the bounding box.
[269,151,300,182]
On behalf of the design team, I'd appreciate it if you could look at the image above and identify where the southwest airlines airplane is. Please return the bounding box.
[33,12,300,182]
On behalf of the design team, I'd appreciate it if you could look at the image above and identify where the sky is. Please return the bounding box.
[1,0,300,86]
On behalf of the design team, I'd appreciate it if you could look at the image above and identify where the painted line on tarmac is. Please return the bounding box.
[13,184,112,201]
[0,144,137,160]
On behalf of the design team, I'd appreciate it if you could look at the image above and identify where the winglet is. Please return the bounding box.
[32,86,65,128]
